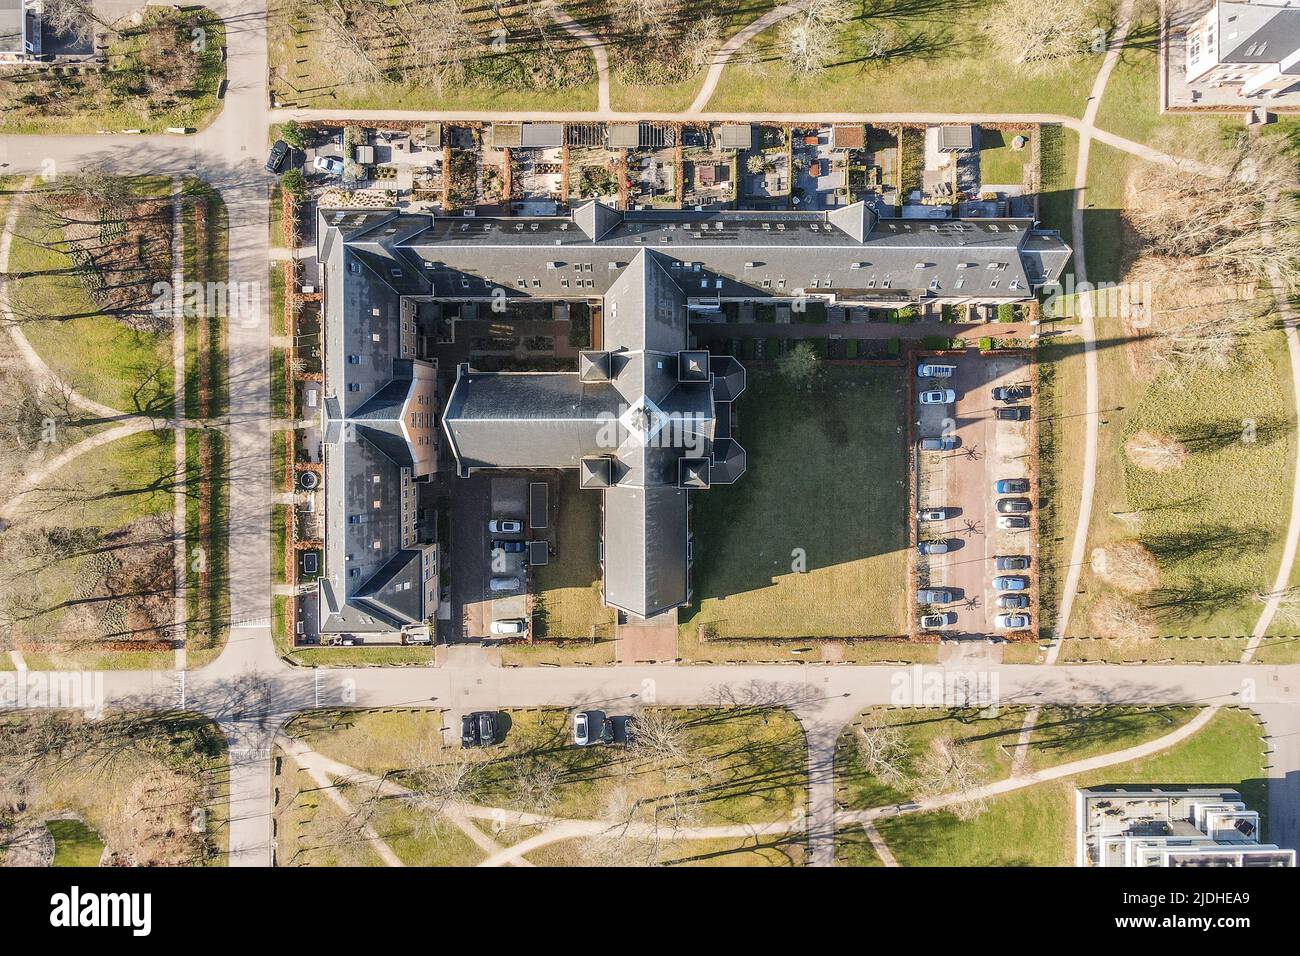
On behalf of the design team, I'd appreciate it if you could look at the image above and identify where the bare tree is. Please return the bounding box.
[1089,542,1160,593]
[1124,430,1187,473]
[914,736,987,820]
[37,0,112,45]
[1128,134,1300,289]
[1253,586,1300,625]
[1088,594,1157,647]
[987,0,1101,73]
[854,716,909,788]
[781,14,839,75]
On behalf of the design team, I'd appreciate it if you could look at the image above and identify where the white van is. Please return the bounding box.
[917,362,956,378]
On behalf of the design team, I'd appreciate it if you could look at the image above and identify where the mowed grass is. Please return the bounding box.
[978,127,1030,185]
[835,705,1200,812]
[6,429,178,669]
[705,0,1107,114]
[7,201,173,416]
[684,365,908,638]
[531,473,615,639]
[47,819,106,867]
[281,706,806,866]
[868,707,1265,866]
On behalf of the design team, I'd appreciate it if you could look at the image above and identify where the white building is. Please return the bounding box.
[1184,1,1300,98]
[0,0,39,64]
[1076,787,1295,867]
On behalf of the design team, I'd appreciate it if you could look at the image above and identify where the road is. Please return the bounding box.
[1,1,1296,868]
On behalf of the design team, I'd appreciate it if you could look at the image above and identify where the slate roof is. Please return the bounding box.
[323,195,1071,620]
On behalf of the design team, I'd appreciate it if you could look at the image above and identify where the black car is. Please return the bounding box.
[998,593,1030,610]
[995,555,1030,571]
[996,497,1032,514]
[477,711,498,746]
[992,385,1031,403]
[600,718,615,745]
[491,539,526,553]
[265,139,289,173]
[461,714,479,749]
[995,406,1030,422]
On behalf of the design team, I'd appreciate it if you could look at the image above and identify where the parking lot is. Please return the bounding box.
[913,350,1035,641]
[451,475,529,640]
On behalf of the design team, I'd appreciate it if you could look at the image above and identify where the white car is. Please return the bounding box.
[489,618,526,636]
[313,155,344,175]
[489,576,521,592]
[573,711,590,746]
[995,613,1031,630]
[488,519,522,534]
[918,508,947,522]
[919,389,956,405]
[920,612,957,629]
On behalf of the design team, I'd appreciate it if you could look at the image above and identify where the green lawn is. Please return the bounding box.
[865,708,1265,866]
[270,347,288,420]
[836,705,1201,813]
[531,473,615,639]
[46,819,106,867]
[184,428,229,666]
[978,127,1030,186]
[683,365,908,639]
[0,8,226,134]
[281,706,807,866]
[181,181,229,420]
[7,201,174,416]
[705,1,1106,114]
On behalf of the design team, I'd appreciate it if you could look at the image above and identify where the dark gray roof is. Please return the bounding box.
[1218,2,1300,65]
[324,196,1070,621]
[603,486,689,617]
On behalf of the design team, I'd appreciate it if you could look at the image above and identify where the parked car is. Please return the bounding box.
[995,555,1031,571]
[917,362,956,378]
[998,515,1030,530]
[996,498,1032,514]
[994,478,1029,494]
[477,712,498,746]
[992,385,1031,403]
[920,612,957,629]
[491,539,527,553]
[600,718,615,746]
[313,155,344,175]
[573,711,591,746]
[916,588,954,605]
[461,714,479,749]
[265,139,289,173]
[995,613,1031,630]
[995,406,1030,421]
[994,575,1030,592]
[488,519,523,534]
[917,508,947,522]
[490,618,526,636]
[919,389,956,405]
[920,436,960,451]
[489,576,521,592]
[998,594,1030,610]
[917,540,949,556]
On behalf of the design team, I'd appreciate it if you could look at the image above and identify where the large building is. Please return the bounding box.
[1184,1,1300,98]
[316,199,1069,636]
[1076,787,1295,867]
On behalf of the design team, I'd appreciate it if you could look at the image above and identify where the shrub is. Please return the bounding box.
[978,336,993,351]
[997,303,1016,322]
[922,335,950,350]
[764,337,780,358]
[887,337,900,355]
[845,340,859,359]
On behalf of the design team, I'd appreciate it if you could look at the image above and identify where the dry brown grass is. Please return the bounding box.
[1087,593,1158,644]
